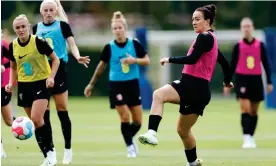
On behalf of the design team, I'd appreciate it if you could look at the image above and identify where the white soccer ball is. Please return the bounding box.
[12,116,35,140]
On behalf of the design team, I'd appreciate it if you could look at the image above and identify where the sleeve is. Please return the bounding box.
[133,39,147,58]
[35,36,53,56]
[260,42,272,84]
[2,44,10,59]
[60,21,74,39]
[217,49,231,84]
[100,44,111,63]
[229,43,239,80]
[8,43,15,62]
[32,24,37,35]
[3,62,10,68]
[169,33,213,64]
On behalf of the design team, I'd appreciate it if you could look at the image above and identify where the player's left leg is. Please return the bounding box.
[129,105,142,155]
[246,101,260,147]
[1,103,13,159]
[53,90,72,164]
[1,89,13,158]
[116,105,138,158]
[177,113,202,166]
[31,99,56,166]
[2,103,13,127]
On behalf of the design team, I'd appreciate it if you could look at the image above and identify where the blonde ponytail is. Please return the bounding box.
[40,0,68,23]
[111,11,127,29]
[53,0,68,23]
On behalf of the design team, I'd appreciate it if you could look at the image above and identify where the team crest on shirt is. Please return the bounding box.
[116,94,123,101]
[240,87,246,93]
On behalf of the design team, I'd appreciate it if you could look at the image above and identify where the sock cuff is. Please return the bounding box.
[121,122,131,126]
[57,111,69,116]
[149,115,162,120]
[185,146,196,151]
[131,122,141,126]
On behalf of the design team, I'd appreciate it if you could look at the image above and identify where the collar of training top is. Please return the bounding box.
[243,38,256,45]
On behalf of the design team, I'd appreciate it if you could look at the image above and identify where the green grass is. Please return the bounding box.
[2,97,276,166]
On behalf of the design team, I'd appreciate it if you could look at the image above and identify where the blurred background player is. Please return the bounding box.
[33,0,90,164]
[6,14,60,166]
[84,11,150,158]
[224,17,273,149]
[1,35,13,159]
[138,4,233,166]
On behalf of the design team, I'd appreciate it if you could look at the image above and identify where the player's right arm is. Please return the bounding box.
[84,44,110,97]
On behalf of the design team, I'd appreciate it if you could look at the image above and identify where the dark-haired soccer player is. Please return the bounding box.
[138,4,233,166]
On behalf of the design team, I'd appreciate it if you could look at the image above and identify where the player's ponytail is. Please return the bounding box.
[40,0,69,23]
[111,11,128,29]
[53,0,68,23]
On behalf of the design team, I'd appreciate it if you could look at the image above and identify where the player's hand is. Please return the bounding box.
[160,58,169,66]
[1,65,5,73]
[223,82,234,88]
[223,82,234,96]
[5,83,13,93]
[46,77,55,88]
[121,53,136,65]
[267,84,273,94]
[84,84,94,97]
[77,56,90,68]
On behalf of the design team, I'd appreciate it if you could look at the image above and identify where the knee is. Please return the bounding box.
[120,111,130,122]
[249,110,258,116]
[55,102,67,111]
[31,116,43,128]
[4,118,13,127]
[177,126,190,140]
[240,104,250,113]
[153,89,165,102]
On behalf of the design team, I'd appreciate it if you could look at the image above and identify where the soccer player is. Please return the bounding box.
[1,39,13,158]
[138,4,233,166]
[5,14,60,166]
[84,11,150,158]
[224,17,273,149]
[33,0,90,164]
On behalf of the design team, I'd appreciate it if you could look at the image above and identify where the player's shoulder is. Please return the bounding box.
[103,43,111,51]
[35,35,45,42]
[60,20,70,27]
[198,31,213,38]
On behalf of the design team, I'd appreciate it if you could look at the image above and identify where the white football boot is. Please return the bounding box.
[186,159,203,166]
[138,130,158,146]
[242,134,256,149]
[62,148,73,164]
[1,143,7,158]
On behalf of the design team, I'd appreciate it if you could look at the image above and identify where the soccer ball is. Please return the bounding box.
[12,116,35,140]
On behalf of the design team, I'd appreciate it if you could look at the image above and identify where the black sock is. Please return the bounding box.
[249,115,258,136]
[121,122,133,146]
[35,125,53,157]
[148,115,162,132]
[241,113,251,135]
[185,146,197,163]
[58,111,72,149]
[44,110,54,148]
[130,122,141,137]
